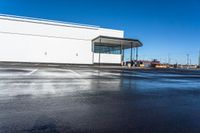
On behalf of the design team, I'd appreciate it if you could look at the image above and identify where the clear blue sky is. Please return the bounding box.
[0,0,199,64]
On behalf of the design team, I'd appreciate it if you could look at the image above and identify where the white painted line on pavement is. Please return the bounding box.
[26,69,38,76]
[58,68,90,83]
[68,69,81,77]
[56,68,81,77]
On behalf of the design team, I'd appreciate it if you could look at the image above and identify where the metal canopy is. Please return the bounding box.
[92,36,143,49]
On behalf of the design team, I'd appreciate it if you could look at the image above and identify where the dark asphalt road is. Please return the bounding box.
[0,65,200,133]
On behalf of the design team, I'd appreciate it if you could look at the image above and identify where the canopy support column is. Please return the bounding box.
[136,47,139,61]
[123,47,125,63]
[92,42,94,64]
[99,38,101,66]
[121,42,125,65]
[120,43,123,63]
[130,43,133,61]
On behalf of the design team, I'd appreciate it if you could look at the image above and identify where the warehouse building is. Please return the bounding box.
[0,14,142,65]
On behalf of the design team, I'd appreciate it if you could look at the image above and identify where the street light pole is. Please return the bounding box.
[168,53,170,65]
[199,50,200,67]
[187,54,189,69]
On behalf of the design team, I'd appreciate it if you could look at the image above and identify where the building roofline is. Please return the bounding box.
[0,13,100,30]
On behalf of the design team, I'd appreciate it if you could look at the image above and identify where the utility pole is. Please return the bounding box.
[187,54,190,69]
[198,50,200,67]
[168,53,171,65]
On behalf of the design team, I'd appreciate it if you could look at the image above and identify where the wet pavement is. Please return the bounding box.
[0,65,200,133]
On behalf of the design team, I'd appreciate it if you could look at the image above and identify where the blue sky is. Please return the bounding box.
[0,0,199,64]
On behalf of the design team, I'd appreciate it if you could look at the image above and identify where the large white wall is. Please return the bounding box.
[94,53,122,64]
[0,15,124,64]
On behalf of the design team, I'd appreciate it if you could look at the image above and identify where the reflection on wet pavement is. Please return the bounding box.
[0,66,200,133]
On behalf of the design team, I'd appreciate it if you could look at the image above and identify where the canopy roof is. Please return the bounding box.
[92,36,143,49]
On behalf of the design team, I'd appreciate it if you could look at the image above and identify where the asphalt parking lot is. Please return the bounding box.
[0,64,200,133]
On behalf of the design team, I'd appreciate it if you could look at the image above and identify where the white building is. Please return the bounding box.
[0,14,142,65]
